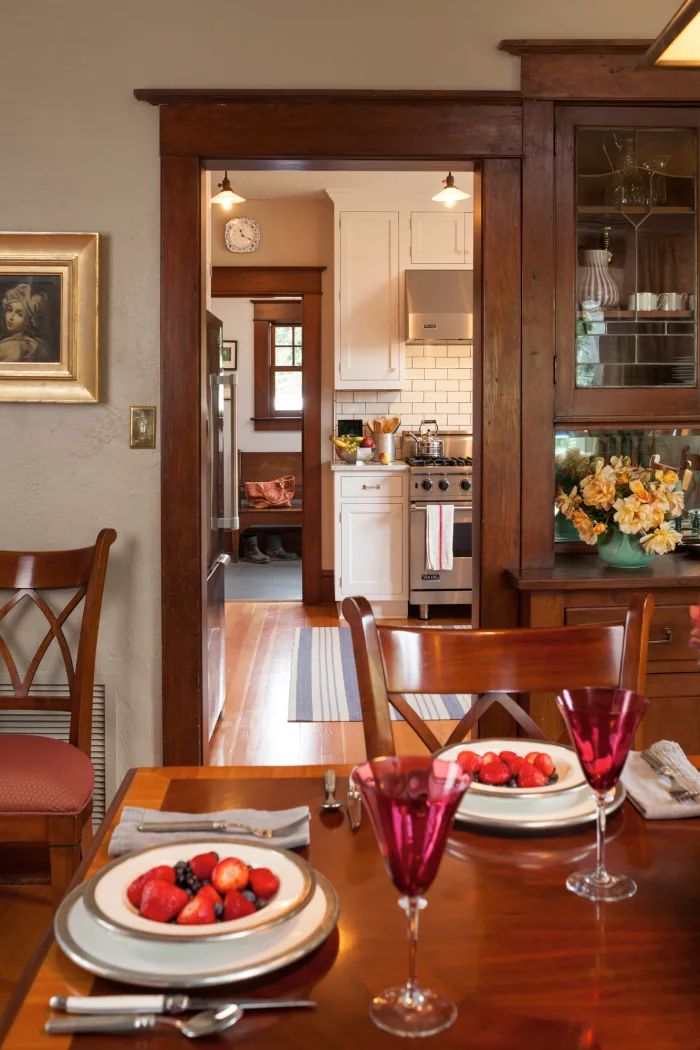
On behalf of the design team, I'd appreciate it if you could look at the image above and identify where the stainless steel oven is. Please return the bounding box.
[407,457,473,619]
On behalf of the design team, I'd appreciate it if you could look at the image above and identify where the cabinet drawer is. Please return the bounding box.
[565,604,695,664]
[340,474,406,500]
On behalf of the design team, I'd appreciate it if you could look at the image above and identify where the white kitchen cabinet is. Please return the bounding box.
[334,468,408,614]
[336,211,401,390]
[410,211,465,265]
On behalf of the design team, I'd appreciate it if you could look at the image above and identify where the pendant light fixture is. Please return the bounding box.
[211,172,246,210]
[432,172,470,209]
[641,0,700,67]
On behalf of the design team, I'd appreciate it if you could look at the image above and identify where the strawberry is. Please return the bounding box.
[480,751,498,765]
[189,851,219,881]
[456,750,483,775]
[212,856,250,894]
[525,751,541,764]
[176,893,217,925]
[506,756,525,775]
[196,883,222,904]
[249,867,280,900]
[478,759,511,786]
[139,879,189,923]
[127,865,176,908]
[533,752,555,778]
[517,763,548,788]
[498,750,519,768]
[223,889,257,921]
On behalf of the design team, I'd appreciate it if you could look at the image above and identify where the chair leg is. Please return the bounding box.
[49,844,81,904]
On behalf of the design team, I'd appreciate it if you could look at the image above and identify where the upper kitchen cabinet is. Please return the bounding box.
[410,211,473,266]
[555,106,700,423]
[335,210,401,390]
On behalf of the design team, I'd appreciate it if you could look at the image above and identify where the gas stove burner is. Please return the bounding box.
[406,456,473,467]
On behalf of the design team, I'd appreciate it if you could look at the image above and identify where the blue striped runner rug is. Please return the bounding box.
[288,626,472,722]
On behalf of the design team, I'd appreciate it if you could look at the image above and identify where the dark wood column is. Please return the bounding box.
[160,155,205,765]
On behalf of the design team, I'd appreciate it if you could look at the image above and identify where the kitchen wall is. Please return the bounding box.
[334,344,473,434]
[0,0,678,785]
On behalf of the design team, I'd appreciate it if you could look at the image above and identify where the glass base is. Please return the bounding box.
[370,986,457,1039]
[566,869,637,902]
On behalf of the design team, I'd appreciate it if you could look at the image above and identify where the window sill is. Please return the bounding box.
[252,416,303,432]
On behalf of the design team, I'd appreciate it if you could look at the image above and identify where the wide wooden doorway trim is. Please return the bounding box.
[138,89,524,764]
[211,265,323,605]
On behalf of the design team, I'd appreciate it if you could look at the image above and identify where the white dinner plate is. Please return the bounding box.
[439,738,586,798]
[453,781,625,832]
[55,871,339,988]
[83,839,315,942]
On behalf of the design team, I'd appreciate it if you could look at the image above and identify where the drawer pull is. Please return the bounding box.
[650,627,673,645]
[361,484,381,490]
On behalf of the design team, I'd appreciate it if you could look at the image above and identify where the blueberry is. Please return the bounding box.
[255,899,267,910]
[214,902,224,920]
[507,777,517,787]
[241,890,256,904]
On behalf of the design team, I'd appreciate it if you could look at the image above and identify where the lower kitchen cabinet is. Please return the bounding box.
[333,469,408,614]
[509,557,700,754]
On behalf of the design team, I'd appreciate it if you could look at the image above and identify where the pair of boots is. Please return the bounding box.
[243,534,298,564]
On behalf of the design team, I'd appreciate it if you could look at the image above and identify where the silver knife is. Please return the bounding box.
[50,994,316,1015]
[346,774,362,832]
[137,816,308,838]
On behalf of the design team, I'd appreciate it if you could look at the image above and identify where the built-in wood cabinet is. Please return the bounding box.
[333,468,408,613]
[335,210,401,390]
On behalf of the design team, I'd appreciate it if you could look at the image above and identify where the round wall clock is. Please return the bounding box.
[225,217,261,253]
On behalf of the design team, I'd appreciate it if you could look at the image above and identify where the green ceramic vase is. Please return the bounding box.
[597,527,655,569]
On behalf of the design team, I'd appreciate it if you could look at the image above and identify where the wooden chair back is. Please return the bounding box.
[342,593,654,759]
[0,529,117,756]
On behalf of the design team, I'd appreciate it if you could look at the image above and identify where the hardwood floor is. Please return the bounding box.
[208,601,467,766]
[0,883,52,1020]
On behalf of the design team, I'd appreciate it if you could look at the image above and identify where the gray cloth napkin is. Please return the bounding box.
[109,805,311,856]
[622,741,700,820]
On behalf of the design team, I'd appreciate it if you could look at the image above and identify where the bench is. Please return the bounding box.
[233,451,302,559]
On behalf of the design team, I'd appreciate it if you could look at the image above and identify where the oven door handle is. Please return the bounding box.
[410,504,472,519]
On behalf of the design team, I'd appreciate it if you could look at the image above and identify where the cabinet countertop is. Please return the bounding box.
[331,461,409,472]
[507,554,700,591]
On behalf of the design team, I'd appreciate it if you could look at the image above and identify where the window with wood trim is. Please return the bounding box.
[252,299,303,431]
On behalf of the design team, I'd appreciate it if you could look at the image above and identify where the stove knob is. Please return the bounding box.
[460,479,471,492]
[438,479,450,491]
[422,479,433,491]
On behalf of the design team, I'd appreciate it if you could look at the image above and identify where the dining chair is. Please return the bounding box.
[0,528,116,900]
[341,593,654,760]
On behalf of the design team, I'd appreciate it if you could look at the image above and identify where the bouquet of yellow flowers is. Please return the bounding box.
[555,455,684,555]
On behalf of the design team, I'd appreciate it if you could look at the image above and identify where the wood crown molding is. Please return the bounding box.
[499,39,652,56]
[134,88,521,106]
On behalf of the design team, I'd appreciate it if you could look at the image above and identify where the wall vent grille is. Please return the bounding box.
[0,685,107,823]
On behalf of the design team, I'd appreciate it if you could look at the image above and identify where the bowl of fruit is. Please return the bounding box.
[439,739,586,798]
[331,434,375,463]
[83,840,316,941]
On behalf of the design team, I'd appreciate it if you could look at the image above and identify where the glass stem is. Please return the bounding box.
[595,792,610,884]
[405,896,423,1005]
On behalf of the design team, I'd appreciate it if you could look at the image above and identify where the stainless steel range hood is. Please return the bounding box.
[405,269,473,344]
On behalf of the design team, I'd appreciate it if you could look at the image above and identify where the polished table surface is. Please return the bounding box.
[2,764,700,1050]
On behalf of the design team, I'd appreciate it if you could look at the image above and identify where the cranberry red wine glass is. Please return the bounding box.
[352,755,472,1038]
[556,688,649,902]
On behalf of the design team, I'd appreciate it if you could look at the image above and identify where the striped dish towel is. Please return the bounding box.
[425,504,454,571]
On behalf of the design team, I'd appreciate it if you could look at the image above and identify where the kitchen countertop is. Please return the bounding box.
[330,460,409,472]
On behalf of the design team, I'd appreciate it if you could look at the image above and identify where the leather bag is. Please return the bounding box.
[244,474,296,509]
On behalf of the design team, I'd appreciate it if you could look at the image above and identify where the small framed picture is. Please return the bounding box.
[221,339,237,370]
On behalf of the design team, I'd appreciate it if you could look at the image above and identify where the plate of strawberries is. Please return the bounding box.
[439,739,586,798]
[83,839,315,942]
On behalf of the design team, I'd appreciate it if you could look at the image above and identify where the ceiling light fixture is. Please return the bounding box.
[641,0,700,67]
[211,172,246,210]
[431,172,470,209]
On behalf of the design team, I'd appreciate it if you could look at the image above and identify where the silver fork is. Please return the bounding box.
[640,749,699,804]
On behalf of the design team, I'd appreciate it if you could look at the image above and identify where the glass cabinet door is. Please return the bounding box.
[555,106,700,421]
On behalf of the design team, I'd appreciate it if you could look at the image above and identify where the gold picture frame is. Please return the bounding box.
[0,232,99,402]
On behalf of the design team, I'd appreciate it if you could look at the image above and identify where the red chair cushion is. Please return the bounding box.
[0,735,93,815]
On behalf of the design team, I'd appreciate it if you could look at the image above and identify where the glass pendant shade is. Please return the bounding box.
[431,172,470,208]
[643,0,700,67]
[211,172,246,210]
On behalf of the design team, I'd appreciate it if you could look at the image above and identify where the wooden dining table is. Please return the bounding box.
[2,763,699,1050]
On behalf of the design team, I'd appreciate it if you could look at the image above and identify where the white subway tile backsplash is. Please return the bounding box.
[413,380,436,391]
[431,370,448,380]
[448,414,472,425]
[447,346,465,357]
[439,379,459,391]
[405,369,425,380]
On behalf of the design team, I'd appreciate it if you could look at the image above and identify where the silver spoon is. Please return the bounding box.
[320,768,344,811]
[45,1003,243,1038]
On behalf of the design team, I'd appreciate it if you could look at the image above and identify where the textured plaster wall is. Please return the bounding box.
[0,0,679,786]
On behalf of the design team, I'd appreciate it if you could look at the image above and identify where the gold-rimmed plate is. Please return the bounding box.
[83,838,315,942]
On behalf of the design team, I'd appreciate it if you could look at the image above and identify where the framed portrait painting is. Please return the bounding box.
[0,232,99,402]
[221,339,237,370]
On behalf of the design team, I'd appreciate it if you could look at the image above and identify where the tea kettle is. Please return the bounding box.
[404,420,445,458]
